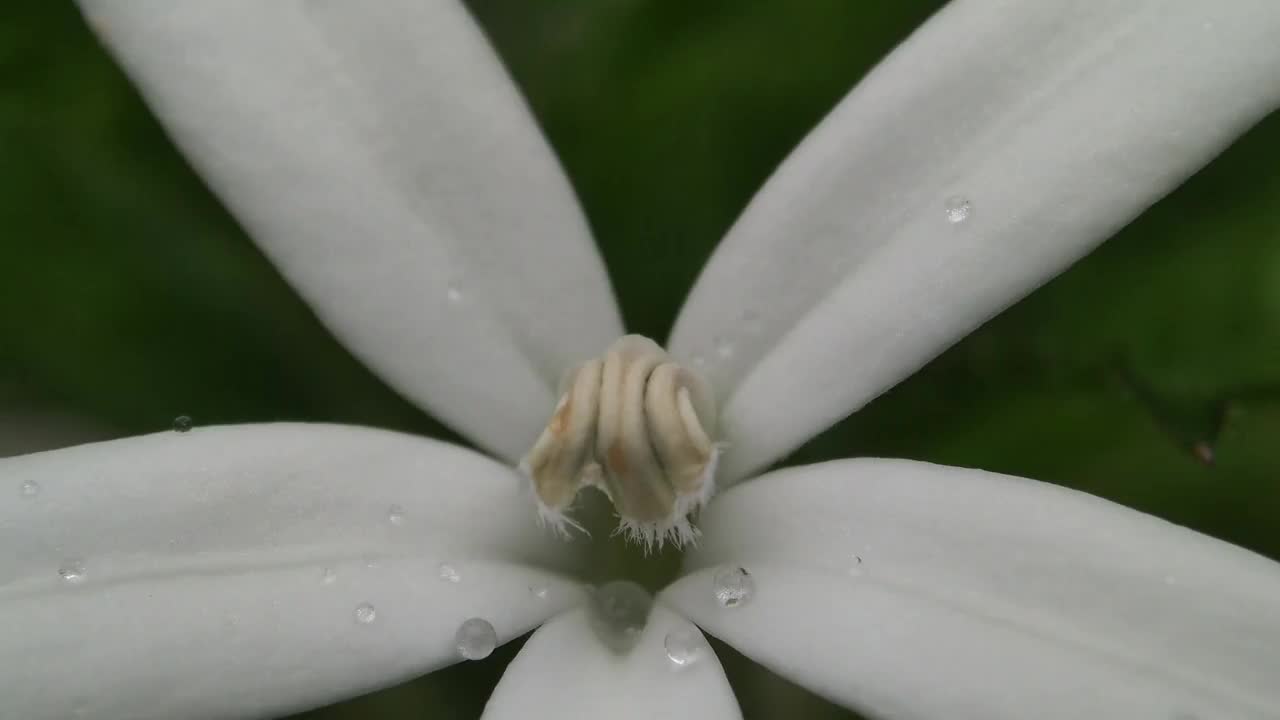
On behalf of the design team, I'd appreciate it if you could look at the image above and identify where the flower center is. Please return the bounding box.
[520,335,720,549]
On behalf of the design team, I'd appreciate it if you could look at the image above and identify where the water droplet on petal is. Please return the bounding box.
[438,562,461,583]
[172,415,193,433]
[446,284,464,305]
[590,580,652,651]
[944,196,971,224]
[713,566,755,608]
[19,480,39,498]
[320,567,338,585]
[714,337,735,360]
[454,617,497,660]
[387,504,405,526]
[354,603,377,624]
[849,555,864,577]
[664,629,703,668]
[529,584,549,600]
[58,559,87,584]
[691,354,707,369]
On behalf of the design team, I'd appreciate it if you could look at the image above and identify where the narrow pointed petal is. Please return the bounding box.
[0,424,584,720]
[482,604,741,720]
[669,1,1280,480]
[78,0,622,462]
[664,460,1280,719]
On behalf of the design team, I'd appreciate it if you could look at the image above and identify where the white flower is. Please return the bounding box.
[4,1,1280,719]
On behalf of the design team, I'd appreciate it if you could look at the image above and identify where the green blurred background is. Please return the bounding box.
[3,2,1278,718]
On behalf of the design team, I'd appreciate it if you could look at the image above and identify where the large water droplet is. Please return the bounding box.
[19,480,39,498]
[387,504,405,526]
[590,580,652,652]
[454,617,497,660]
[172,415,194,433]
[664,629,703,668]
[354,602,377,624]
[58,559,87,584]
[713,566,755,608]
[944,196,971,224]
[438,562,461,583]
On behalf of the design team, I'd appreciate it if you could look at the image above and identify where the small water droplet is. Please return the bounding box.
[590,580,653,651]
[691,354,707,369]
[849,555,864,577]
[714,337,735,360]
[529,584,549,600]
[354,602,377,624]
[713,566,755,608]
[58,559,87,584]
[387,504,405,526]
[454,617,497,660]
[438,562,461,583]
[664,629,703,668]
[944,196,971,224]
[172,415,193,433]
[320,567,337,585]
[19,480,39,498]
[446,285,464,305]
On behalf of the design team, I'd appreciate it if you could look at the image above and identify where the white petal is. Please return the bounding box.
[669,1,1280,480]
[78,0,622,462]
[0,424,584,720]
[664,460,1280,719]
[482,604,741,720]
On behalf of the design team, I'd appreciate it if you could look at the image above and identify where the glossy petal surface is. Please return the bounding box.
[78,0,622,461]
[669,0,1280,480]
[0,424,583,720]
[665,459,1280,719]
[483,604,741,720]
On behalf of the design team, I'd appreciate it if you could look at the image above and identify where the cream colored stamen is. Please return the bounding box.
[519,335,719,549]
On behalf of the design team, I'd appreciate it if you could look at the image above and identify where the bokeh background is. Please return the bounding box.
[3,2,1279,718]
